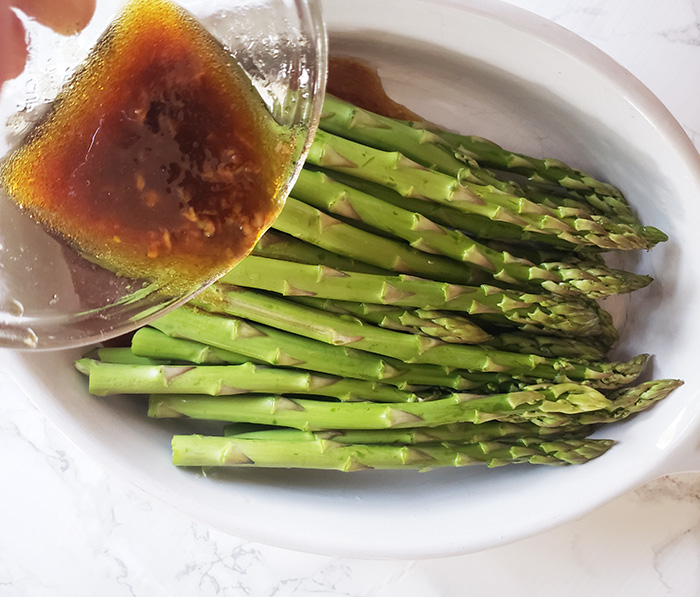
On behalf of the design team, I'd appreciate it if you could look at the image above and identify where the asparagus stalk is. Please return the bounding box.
[147,383,622,430]
[223,420,591,444]
[318,164,581,251]
[148,307,526,391]
[576,378,683,425]
[430,127,640,224]
[478,239,606,267]
[197,285,488,353]
[320,95,602,216]
[526,378,683,427]
[307,129,664,251]
[150,379,681,431]
[320,94,486,185]
[219,255,604,337]
[590,305,620,350]
[288,295,489,344]
[483,331,607,361]
[289,295,606,359]
[131,327,260,365]
[171,434,614,470]
[154,378,677,432]
[273,195,480,285]
[535,261,651,299]
[149,307,396,383]
[497,178,604,214]
[196,284,645,385]
[75,358,429,403]
[253,229,387,274]
[92,347,164,365]
[291,168,652,298]
[319,167,580,250]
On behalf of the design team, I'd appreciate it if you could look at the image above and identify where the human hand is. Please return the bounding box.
[0,0,96,86]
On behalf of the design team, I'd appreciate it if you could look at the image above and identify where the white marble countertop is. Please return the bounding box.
[2,0,700,595]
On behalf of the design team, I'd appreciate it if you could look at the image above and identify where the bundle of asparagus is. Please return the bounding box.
[76,92,682,473]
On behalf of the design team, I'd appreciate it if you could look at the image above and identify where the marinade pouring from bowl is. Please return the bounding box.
[0,0,327,350]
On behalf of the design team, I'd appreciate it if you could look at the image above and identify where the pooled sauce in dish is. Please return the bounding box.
[327,56,421,121]
[0,0,290,293]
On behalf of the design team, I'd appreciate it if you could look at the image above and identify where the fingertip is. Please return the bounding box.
[12,0,96,36]
[0,8,29,85]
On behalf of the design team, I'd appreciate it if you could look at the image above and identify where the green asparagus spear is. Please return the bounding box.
[131,327,260,365]
[148,307,525,391]
[196,284,645,385]
[429,126,640,223]
[576,378,683,425]
[320,94,483,184]
[171,434,614,469]
[319,167,580,250]
[149,378,680,431]
[524,378,683,427]
[483,331,607,361]
[148,383,619,430]
[198,284,489,353]
[149,307,394,382]
[534,261,651,299]
[273,195,480,285]
[92,347,164,365]
[291,168,652,297]
[293,169,498,264]
[288,295,489,344]
[288,295,606,359]
[223,420,591,444]
[220,255,604,337]
[307,129,663,250]
[253,229,387,274]
[75,358,428,403]
[320,95,604,216]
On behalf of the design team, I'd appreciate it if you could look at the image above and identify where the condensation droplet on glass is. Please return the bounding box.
[49,294,58,305]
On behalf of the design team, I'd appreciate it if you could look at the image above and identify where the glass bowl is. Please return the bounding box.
[0,0,327,349]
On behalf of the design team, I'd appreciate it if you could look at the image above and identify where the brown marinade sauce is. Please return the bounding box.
[1,0,289,293]
[326,56,420,121]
